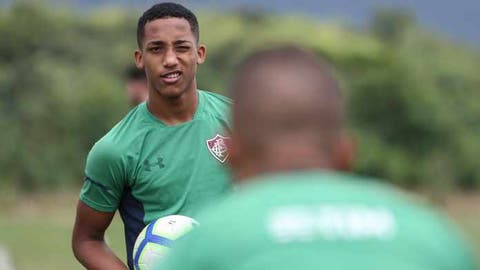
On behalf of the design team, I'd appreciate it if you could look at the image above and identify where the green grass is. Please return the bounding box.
[0,191,478,269]
[0,192,125,270]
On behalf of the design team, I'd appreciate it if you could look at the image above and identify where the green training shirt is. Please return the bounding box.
[79,90,232,269]
[159,171,477,270]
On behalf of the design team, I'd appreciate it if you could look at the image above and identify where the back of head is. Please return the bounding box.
[230,46,347,179]
[126,65,146,81]
[137,2,199,48]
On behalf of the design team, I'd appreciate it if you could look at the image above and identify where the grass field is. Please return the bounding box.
[0,191,479,269]
[0,192,125,270]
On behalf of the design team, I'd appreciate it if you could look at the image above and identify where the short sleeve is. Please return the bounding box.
[80,139,127,212]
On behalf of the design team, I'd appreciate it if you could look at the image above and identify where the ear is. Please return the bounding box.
[196,44,206,64]
[333,133,355,172]
[134,49,144,69]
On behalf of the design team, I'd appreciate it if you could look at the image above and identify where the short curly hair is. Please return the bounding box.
[137,2,199,49]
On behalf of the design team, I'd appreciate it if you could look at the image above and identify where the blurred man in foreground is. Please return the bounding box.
[125,65,148,107]
[158,46,476,269]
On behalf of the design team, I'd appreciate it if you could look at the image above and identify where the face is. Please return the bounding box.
[134,18,206,99]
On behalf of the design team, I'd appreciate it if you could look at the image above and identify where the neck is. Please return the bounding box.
[235,144,336,181]
[257,154,333,176]
[147,88,198,126]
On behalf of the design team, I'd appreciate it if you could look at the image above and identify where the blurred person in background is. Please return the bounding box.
[157,46,477,270]
[125,65,148,107]
[72,2,232,269]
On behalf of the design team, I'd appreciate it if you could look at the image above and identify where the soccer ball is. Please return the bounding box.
[132,215,198,270]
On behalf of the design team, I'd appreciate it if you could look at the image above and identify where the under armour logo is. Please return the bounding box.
[143,157,165,172]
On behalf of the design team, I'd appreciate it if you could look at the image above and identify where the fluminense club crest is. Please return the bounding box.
[206,134,230,163]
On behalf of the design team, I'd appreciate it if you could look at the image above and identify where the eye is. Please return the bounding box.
[176,46,190,52]
[148,46,162,53]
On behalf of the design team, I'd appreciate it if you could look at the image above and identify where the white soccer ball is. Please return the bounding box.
[132,215,198,270]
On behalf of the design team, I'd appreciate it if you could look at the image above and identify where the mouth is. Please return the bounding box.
[160,71,182,84]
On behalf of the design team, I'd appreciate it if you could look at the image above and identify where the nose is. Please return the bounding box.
[163,48,178,67]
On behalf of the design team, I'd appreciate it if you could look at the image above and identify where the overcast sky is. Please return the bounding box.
[185,0,480,47]
[1,0,479,47]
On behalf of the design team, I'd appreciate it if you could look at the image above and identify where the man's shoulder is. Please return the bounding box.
[88,105,149,158]
[87,133,124,166]
[199,90,232,114]
[220,172,468,229]
[192,171,448,231]
[199,89,232,105]
[196,90,232,129]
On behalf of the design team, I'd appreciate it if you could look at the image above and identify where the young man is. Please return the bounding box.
[125,65,148,107]
[72,3,232,270]
[158,46,477,269]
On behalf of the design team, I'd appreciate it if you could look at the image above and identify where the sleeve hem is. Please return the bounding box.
[80,194,117,212]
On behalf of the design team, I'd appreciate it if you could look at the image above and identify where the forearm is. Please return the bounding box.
[73,238,128,270]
